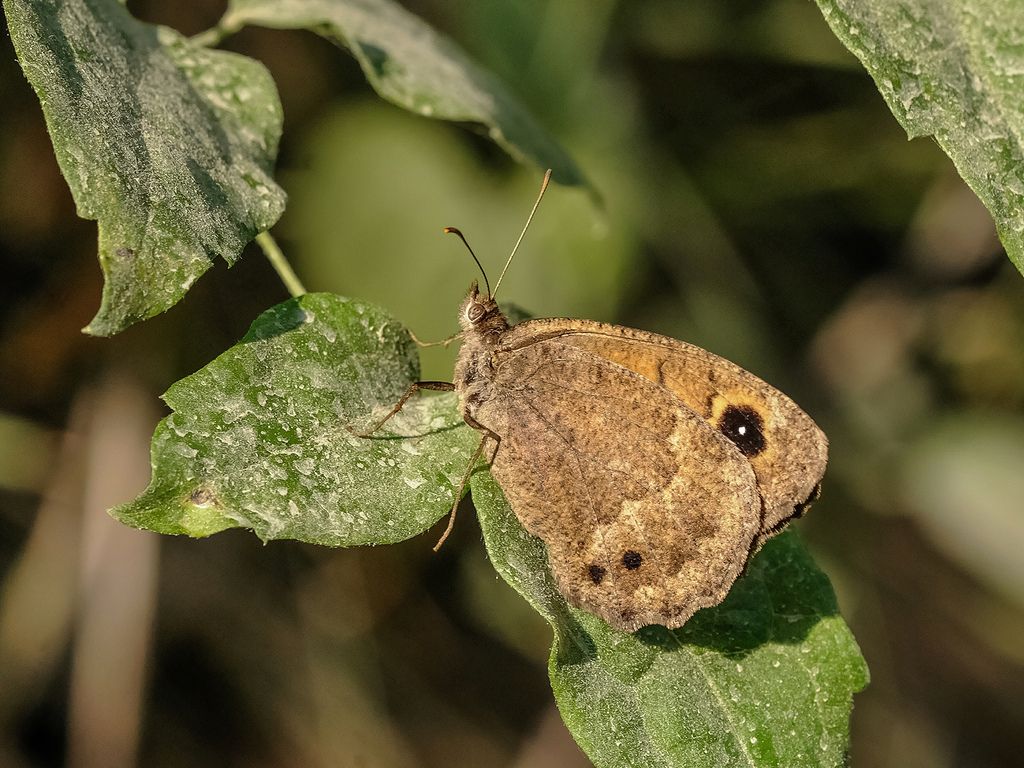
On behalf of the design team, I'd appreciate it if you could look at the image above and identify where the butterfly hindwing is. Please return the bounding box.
[475,339,762,631]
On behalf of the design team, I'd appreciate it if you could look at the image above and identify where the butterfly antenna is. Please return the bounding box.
[491,169,552,300]
[443,226,490,296]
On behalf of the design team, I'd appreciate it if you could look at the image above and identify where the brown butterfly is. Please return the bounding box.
[362,171,827,632]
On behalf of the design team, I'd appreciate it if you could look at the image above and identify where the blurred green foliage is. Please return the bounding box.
[1,1,1022,767]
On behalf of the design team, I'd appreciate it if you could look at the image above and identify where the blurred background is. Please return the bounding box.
[2,1,1022,766]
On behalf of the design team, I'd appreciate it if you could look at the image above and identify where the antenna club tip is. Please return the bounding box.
[443,226,460,235]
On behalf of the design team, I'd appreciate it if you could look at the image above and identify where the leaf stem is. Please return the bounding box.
[191,15,243,48]
[191,24,230,48]
[256,232,307,298]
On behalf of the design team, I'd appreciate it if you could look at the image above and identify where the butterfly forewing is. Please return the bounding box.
[477,339,762,631]
[498,319,828,545]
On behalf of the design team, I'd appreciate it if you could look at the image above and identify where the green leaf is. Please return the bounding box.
[113,294,478,544]
[813,0,1024,276]
[116,289,866,762]
[220,0,589,190]
[471,472,869,768]
[4,0,287,335]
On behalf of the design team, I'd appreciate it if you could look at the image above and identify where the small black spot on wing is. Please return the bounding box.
[622,550,642,570]
[588,564,606,584]
[793,483,821,519]
[719,404,766,457]
[754,483,823,551]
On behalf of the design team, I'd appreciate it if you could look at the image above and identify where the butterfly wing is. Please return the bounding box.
[499,319,828,547]
[475,339,761,632]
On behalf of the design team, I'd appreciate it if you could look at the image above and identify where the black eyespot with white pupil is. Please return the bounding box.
[467,303,486,323]
[719,404,767,457]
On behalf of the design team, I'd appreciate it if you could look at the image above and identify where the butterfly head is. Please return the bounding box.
[459,281,507,336]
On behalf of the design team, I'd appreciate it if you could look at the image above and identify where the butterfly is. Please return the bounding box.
[362,171,827,632]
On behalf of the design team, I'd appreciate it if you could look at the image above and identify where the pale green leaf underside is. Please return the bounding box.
[471,474,869,768]
[113,294,478,545]
[4,0,287,335]
[815,0,1024,275]
[221,0,588,189]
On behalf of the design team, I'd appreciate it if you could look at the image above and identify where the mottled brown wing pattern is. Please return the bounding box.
[499,319,828,548]
[475,340,761,631]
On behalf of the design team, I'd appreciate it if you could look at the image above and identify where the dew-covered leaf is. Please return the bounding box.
[814,0,1024,275]
[113,294,478,545]
[4,0,287,335]
[220,0,588,190]
[471,472,869,768]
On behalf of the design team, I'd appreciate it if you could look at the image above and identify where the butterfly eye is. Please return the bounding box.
[467,303,486,323]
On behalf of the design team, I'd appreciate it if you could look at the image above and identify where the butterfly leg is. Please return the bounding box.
[350,381,455,437]
[432,415,502,550]
[408,329,464,348]
[463,412,501,452]
[433,434,491,552]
